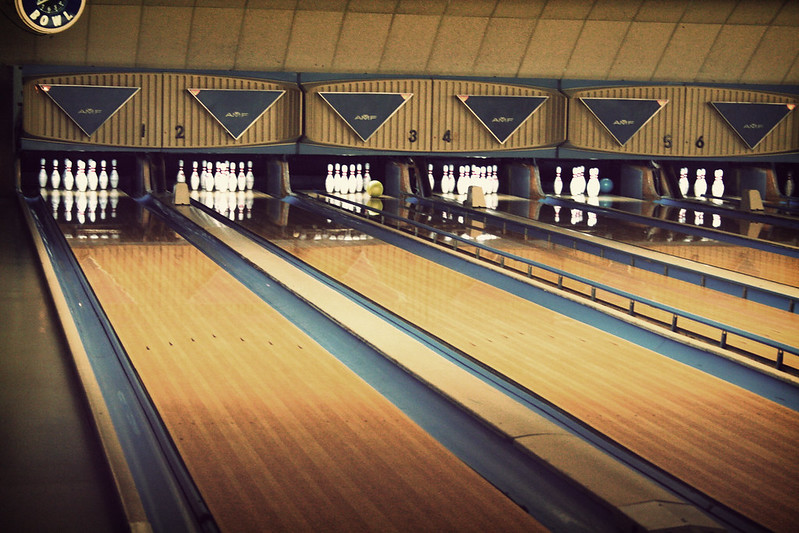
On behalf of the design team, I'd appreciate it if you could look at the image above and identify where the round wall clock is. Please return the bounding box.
[15,0,87,35]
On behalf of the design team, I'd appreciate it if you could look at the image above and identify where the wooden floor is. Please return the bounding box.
[494,196,799,287]
[62,211,543,532]
[430,221,799,367]
[240,205,799,532]
[642,240,799,288]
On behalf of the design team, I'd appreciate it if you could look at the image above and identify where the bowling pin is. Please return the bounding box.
[363,163,371,191]
[694,168,707,198]
[190,161,200,191]
[678,167,689,197]
[332,163,340,193]
[75,160,87,192]
[214,162,225,192]
[176,159,186,183]
[456,164,468,195]
[348,164,357,194]
[325,164,334,193]
[201,162,211,192]
[587,167,600,198]
[38,158,48,188]
[246,161,254,190]
[87,159,98,191]
[50,159,60,189]
[63,159,74,191]
[711,169,724,198]
[338,164,346,194]
[554,166,563,195]
[338,164,347,193]
[428,164,434,191]
[109,159,119,189]
[491,165,499,195]
[98,160,108,190]
[356,164,363,193]
[237,162,246,191]
[227,162,237,192]
[569,166,580,196]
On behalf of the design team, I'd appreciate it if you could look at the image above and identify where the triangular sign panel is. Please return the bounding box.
[188,89,285,140]
[456,95,548,144]
[709,101,795,150]
[580,97,668,146]
[39,84,140,137]
[319,92,412,142]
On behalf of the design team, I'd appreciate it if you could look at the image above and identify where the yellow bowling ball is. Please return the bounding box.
[366,180,383,197]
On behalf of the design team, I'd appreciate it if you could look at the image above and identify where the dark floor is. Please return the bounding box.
[0,198,125,532]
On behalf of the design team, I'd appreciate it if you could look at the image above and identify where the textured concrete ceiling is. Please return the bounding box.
[0,0,797,84]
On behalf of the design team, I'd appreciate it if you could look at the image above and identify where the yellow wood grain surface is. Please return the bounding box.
[249,215,799,532]
[66,230,543,532]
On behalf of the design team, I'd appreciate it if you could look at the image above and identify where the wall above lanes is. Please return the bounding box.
[17,67,799,161]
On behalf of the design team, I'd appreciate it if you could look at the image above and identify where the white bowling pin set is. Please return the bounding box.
[431,163,498,197]
[323,161,371,195]
[183,160,255,193]
[38,157,119,193]
[555,166,600,199]
[690,168,724,199]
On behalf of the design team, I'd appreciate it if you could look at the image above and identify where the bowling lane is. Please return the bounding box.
[441,194,799,288]
[339,196,799,364]
[55,195,543,532]
[229,195,799,532]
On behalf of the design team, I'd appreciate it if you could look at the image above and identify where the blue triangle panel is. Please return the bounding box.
[40,84,140,137]
[188,89,285,140]
[319,92,412,142]
[580,97,667,146]
[709,101,794,150]
[457,95,547,144]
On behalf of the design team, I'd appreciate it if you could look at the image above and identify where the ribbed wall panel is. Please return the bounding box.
[23,73,161,147]
[568,85,798,157]
[681,86,798,157]
[303,79,432,151]
[567,85,682,157]
[430,80,566,152]
[161,74,301,149]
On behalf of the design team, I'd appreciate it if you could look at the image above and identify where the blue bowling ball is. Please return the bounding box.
[599,178,613,194]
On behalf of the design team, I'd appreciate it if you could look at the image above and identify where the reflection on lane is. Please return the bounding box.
[52,193,543,532]
[43,189,182,245]
[213,194,799,533]
[415,194,799,287]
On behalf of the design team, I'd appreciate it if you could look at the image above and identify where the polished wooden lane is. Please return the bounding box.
[476,195,799,287]
[396,209,799,367]
[60,201,543,532]
[641,240,799,287]
[236,198,799,532]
